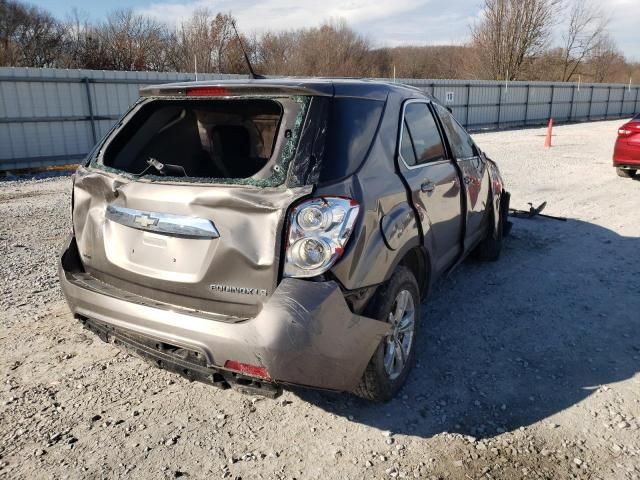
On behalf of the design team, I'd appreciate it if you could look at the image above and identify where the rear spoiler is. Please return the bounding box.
[140,81,334,98]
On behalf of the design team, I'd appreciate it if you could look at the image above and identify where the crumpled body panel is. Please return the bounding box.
[72,167,312,318]
[485,156,506,235]
[59,234,390,391]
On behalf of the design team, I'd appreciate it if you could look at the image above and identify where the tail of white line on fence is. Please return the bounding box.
[0,67,638,171]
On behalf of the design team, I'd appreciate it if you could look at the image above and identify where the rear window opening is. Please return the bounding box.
[101,99,286,181]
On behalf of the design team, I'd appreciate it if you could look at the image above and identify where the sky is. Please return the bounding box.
[34,0,640,60]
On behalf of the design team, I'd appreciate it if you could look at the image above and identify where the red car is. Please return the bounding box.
[614,113,640,178]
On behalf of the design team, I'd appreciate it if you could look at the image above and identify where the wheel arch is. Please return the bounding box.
[485,157,508,238]
[388,241,431,299]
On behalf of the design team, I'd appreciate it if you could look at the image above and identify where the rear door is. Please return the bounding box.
[434,104,491,250]
[397,100,463,274]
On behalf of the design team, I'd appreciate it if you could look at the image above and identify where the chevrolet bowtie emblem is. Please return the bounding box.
[133,214,159,228]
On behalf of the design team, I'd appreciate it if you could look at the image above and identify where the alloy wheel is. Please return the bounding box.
[383,289,415,380]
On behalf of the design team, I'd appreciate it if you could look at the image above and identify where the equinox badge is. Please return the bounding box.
[210,284,268,296]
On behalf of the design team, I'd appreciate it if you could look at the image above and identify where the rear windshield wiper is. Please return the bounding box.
[136,157,187,177]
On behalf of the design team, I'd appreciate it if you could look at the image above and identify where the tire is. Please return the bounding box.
[355,266,421,402]
[617,167,636,178]
[474,200,504,261]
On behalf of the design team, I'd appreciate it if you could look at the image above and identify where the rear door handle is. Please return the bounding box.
[421,179,435,193]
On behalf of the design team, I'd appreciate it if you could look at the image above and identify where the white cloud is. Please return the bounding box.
[135,0,639,58]
[137,0,431,34]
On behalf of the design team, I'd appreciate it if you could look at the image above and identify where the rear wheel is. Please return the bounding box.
[355,266,420,402]
[617,167,636,178]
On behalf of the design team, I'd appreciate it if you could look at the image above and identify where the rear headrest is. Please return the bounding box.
[211,125,250,158]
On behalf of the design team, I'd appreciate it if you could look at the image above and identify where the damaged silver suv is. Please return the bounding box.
[59,79,509,401]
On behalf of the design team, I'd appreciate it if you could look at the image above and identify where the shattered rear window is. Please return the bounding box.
[94,96,310,188]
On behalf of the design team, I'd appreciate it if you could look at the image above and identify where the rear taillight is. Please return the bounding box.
[618,123,640,137]
[283,197,360,278]
[186,86,230,97]
[224,360,271,380]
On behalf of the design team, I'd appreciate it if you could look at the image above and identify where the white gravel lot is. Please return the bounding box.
[0,119,638,480]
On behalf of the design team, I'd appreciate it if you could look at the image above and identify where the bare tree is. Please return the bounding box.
[588,34,625,83]
[256,20,372,77]
[299,19,372,76]
[58,9,106,69]
[0,0,66,67]
[1,0,638,83]
[98,9,170,71]
[380,45,472,79]
[559,0,608,81]
[167,10,241,74]
[256,31,295,75]
[470,0,561,80]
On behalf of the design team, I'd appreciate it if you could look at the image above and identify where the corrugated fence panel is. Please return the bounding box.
[622,87,639,115]
[1,67,638,170]
[500,85,527,126]
[551,86,573,121]
[526,86,550,123]
[572,88,590,119]
[590,87,608,118]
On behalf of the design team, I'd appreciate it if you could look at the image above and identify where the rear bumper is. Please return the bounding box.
[614,163,640,169]
[58,235,389,392]
[613,141,640,167]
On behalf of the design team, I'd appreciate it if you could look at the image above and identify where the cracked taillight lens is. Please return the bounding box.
[284,197,360,278]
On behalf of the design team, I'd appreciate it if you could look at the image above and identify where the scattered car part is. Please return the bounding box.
[509,202,567,221]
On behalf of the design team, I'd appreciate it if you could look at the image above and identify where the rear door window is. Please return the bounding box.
[401,102,446,166]
[434,104,477,159]
[400,120,417,165]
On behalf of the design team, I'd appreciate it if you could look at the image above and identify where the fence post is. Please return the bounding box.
[569,84,576,121]
[497,85,502,128]
[83,77,97,144]
[465,84,470,127]
[635,87,640,115]
[548,84,555,121]
[587,86,594,121]
[524,84,530,127]
[619,86,626,117]
[605,86,611,119]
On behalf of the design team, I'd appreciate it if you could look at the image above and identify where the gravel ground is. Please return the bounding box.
[1,119,639,480]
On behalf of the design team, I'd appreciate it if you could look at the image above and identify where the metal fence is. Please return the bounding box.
[1,67,638,171]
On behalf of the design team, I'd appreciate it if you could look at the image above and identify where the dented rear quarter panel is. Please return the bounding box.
[322,89,427,292]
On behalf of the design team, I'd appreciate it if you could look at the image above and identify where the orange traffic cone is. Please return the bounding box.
[544,118,553,148]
